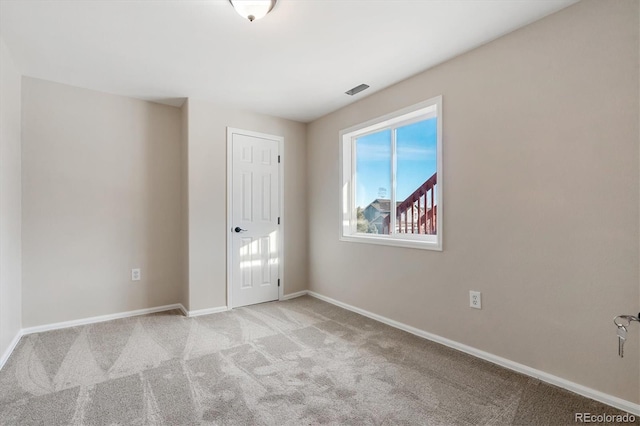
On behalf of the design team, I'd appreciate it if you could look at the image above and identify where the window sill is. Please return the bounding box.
[339,234,442,251]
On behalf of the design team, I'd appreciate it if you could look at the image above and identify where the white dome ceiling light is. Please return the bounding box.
[229,0,277,22]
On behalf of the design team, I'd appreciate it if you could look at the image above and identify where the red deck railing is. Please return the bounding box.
[383,172,437,234]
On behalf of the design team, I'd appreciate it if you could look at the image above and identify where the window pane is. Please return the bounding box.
[396,119,438,235]
[355,129,392,234]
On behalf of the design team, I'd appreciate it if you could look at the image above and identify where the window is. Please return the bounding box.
[340,96,442,250]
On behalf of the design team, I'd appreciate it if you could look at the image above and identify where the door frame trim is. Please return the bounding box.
[226,127,285,309]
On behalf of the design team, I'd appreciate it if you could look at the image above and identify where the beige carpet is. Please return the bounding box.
[0,296,633,425]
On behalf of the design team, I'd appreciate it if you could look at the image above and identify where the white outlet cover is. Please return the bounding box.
[131,268,141,281]
[469,291,482,309]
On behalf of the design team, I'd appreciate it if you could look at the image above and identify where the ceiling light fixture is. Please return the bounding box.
[229,0,277,22]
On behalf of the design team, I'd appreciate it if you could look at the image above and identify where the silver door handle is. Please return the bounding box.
[233,227,247,233]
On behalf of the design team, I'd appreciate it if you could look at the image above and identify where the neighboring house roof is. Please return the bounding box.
[365,198,400,213]
[365,199,406,214]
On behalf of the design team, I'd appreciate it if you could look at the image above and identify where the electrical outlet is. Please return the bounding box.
[469,291,482,309]
[131,268,141,281]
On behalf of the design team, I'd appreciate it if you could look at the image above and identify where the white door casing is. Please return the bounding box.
[227,128,283,308]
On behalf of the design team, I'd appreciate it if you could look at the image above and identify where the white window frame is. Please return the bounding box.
[339,96,443,251]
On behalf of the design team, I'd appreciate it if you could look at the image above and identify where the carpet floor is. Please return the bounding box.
[0,296,633,425]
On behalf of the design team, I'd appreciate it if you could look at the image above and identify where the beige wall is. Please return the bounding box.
[307,0,639,404]
[0,38,22,358]
[19,78,307,322]
[186,99,308,311]
[21,78,183,327]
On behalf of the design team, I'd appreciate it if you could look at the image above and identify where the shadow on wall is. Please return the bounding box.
[138,105,182,308]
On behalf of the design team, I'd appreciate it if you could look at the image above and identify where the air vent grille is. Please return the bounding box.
[345,84,370,96]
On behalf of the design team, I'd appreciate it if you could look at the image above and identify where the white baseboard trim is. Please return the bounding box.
[186,306,229,317]
[177,304,189,317]
[280,290,309,301]
[0,329,24,370]
[307,291,640,416]
[21,303,185,335]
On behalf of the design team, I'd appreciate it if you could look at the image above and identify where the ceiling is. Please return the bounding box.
[0,0,577,123]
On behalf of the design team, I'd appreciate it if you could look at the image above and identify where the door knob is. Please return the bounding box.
[234,227,247,233]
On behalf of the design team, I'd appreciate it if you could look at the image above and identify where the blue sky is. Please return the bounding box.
[355,118,437,208]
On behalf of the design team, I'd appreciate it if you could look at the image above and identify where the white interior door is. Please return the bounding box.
[229,130,281,308]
